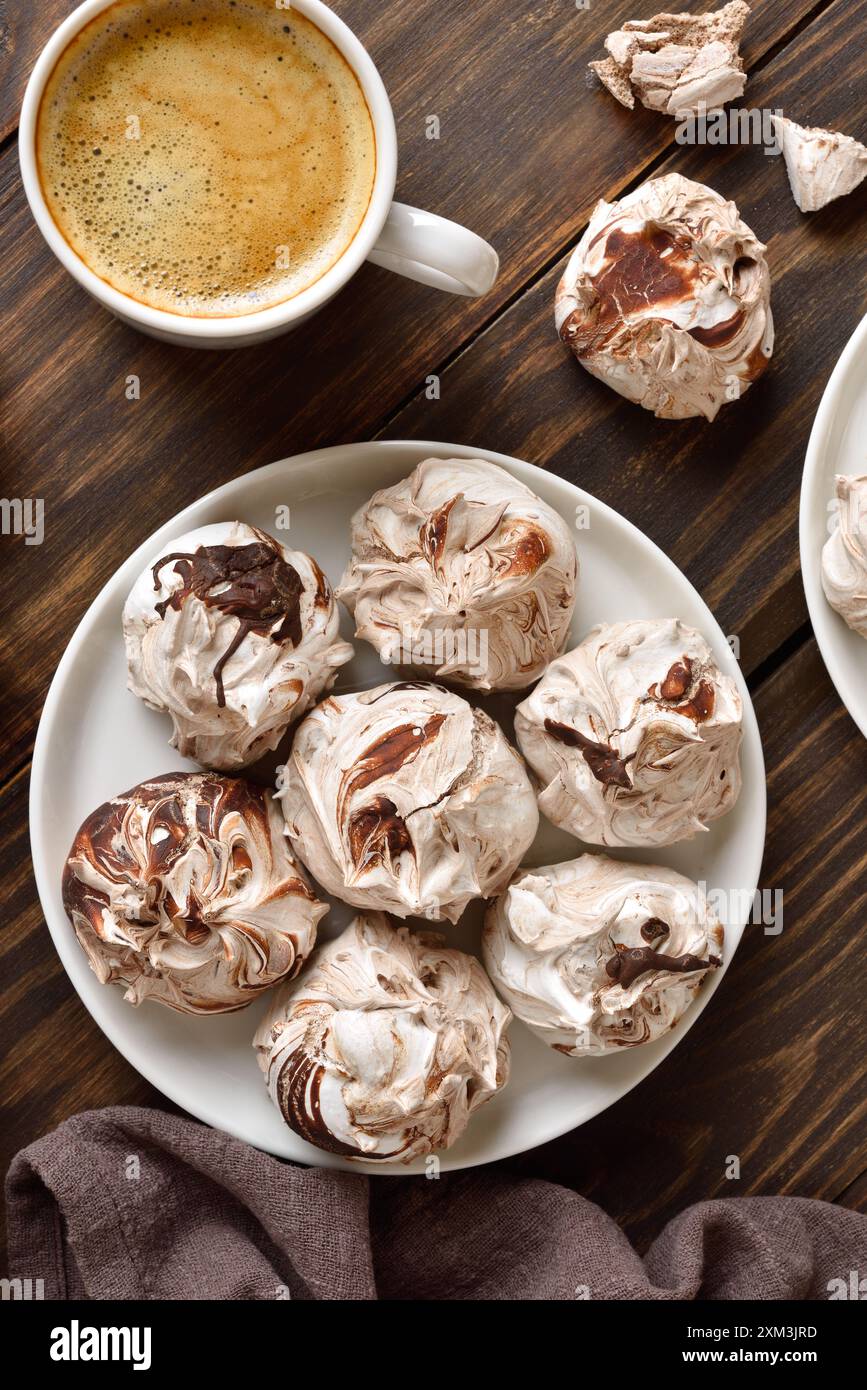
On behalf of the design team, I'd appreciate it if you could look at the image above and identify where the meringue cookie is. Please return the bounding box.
[277,681,539,923]
[62,772,326,1013]
[254,913,511,1162]
[822,475,867,637]
[555,172,773,420]
[123,521,353,771]
[773,116,867,213]
[337,457,578,692]
[590,2,749,116]
[483,855,723,1055]
[514,619,742,847]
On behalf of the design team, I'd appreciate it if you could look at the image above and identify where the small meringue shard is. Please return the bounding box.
[514,618,743,848]
[123,521,353,771]
[62,772,326,1013]
[276,681,539,923]
[822,475,867,637]
[773,115,867,213]
[590,57,635,109]
[338,457,578,692]
[483,856,723,1055]
[254,913,511,1162]
[590,2,750,117]
[555,172,773,420]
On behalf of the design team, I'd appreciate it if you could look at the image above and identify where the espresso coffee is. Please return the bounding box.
[36,0,376,316]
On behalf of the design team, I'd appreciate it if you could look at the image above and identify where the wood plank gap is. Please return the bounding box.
[747,622,814,695]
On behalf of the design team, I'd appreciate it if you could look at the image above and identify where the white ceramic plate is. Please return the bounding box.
[30,441,766,1174]
[800,313,867,739]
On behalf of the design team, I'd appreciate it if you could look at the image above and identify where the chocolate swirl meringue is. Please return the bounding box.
[337,457,578,691]
[514,619,742,847]
[254,913,511,1162]
[123,521,353,771]
[276,681,539,922]
[62,772,326,1013]
[483,855,723,1055]
[822,475,867,638]
[555,173,773,420]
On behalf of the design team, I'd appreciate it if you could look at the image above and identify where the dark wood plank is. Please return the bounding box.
[0,0,831,773]
[502,639,867,1251]
[2,0,865,1274]
[0,0,827,143]
[384,0,867,676]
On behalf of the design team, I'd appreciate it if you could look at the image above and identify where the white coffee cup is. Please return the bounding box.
[19,0,499,348]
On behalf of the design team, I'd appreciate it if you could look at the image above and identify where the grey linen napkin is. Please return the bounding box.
[6,1108,865,1300]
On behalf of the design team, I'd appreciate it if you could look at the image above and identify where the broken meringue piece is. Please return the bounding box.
[123,521,353,772]
[254,913,511,1162]
[276,681,539,923]
[822,475,867,638]
[62,772,326,1014]
[337,457,578,692]
[773,115,867,213]
[590,2,750,116]
[514,618,743,847]
[482,855,723,1055]
[555,172,773,420]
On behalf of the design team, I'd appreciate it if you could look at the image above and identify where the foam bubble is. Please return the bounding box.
[36,0,376,316]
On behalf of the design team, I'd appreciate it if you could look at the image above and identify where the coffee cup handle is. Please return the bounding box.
[367,202,499,297]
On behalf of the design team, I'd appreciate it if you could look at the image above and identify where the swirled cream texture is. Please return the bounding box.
[62,771,326,1013]
[123,521,353,770]
[821,475,867,638]
[276,681,539,923]
[483,855,723,1055]
[515,619,742,847]
[555,173,773,420]
[254,913,511,1161]
[337,458,578,691]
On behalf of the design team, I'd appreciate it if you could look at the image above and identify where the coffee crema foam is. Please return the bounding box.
[36,0,376,316]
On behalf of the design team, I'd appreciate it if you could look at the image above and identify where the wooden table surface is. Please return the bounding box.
[2,0,866,1268]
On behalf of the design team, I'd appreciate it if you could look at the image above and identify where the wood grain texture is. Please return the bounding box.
[2,0,866,1276]
[0,0,843,771]
[385,0,867,675]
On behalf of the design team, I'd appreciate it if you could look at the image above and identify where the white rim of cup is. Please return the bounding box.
[18,0,398,341]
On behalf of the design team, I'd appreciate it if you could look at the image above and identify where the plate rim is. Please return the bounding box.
[29,439,767,1173]
[799,312,867,741]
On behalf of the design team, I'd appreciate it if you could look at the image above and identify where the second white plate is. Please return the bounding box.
[30,441,766,1173]
[801,313,867,739]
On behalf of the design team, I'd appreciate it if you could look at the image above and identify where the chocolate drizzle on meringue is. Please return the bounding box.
[339,712,448,818]
[554,173,774,422]
[543,718,634,789]
[279,682,538,922]
[277,1046,358,1158]
[563,223,698,357]
[659,658,692,700]
[338,458,578,692]
[652,658,716,723]
[255,914,511,1162]
[153,538,304,707]
[348,795,412,871]
[640,916,670,944]
[63,771,325,1014]
[605,943,721,988]
[689,306,747,348]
